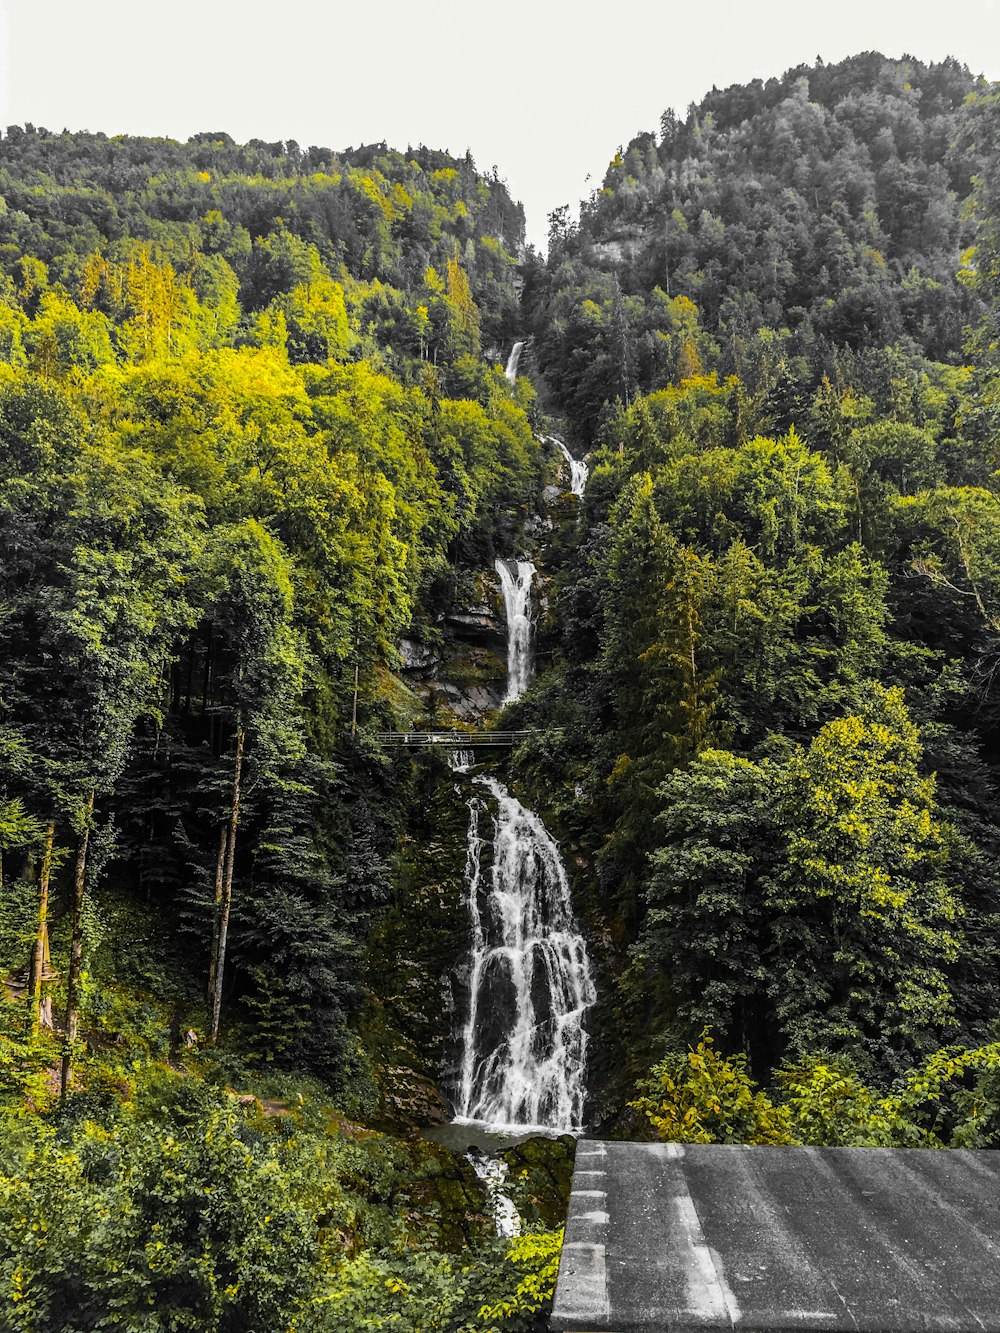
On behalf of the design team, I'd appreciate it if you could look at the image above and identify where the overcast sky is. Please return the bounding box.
[1,0,998,250]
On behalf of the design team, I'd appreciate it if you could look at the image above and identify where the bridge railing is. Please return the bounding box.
[373,735,533,746]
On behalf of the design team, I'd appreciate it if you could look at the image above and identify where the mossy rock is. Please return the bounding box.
[375,1062,451,1131]
[501,1134,576,1230]
[365,751,472,1095]
[393,1136,492,1251]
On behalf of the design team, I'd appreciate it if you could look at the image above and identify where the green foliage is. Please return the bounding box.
[6,55,1000,1333]
[637,689,963,1070]
[766,686,961,1067]
[774,1059,918,1147]
[0,999,58,1113]
[0,1060,562,1333]
[632,1033,1000,1151]
[315,1229,561,1333]
[0,123,543,1089]
[0,123,561,1333]
[318,1248,476,1331]
[476,1230,564,1329]
[630,1031,792,1144]
[0,1091,319,1330]
[636,750,771,1045]
[960,88,1000,443]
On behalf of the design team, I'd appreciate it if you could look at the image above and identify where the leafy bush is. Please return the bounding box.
[0,1062,565,1332]
[629,1031,792,1144]
[632,1031,1000,1151]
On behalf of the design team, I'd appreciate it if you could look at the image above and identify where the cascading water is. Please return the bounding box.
[455,775,595,1130]
[449,553,594,1134]
[548,435,589,498]
[504,340,525,383]
[466,1150,521,1237]
[449,749,474,774]
[494,558,535,703]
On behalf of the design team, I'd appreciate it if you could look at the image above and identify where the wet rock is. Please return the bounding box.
[524,512,553,539]
[434,679,504,720]
[365,775,472,1108]
[447,604,498,629]
[396,1137,493,1251]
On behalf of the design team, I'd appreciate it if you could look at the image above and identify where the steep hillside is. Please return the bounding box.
[509,55,1000,1119]
[526,53,984,441]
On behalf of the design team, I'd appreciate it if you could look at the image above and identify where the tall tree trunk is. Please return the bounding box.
[60,792,94,1102]
[201,630,213,716]
[206,821,228,1004]
[209,726,244,1044]
[29,821,55,1036]
[184,644,194,715]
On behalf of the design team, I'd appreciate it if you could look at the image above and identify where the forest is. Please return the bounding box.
[2,50,1000,1331]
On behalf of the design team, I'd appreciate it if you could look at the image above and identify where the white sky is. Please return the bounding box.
[0,0,998,251]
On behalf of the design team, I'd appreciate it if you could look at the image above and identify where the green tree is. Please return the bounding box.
[637,750,772,1046]
[199,520,305,1044]
[598,473,717,921]
[0,377,199,1085]
[765,686,961,1069]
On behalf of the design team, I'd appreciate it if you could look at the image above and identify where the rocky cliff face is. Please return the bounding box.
[397,569,507,724]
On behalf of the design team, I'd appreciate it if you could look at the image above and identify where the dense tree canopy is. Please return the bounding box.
[5,48,1000,1333]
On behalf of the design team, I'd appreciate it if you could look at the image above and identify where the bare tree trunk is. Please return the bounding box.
[29,821,55,1036]
[60,792,94,1102]
[206,821,227,1004]
[209,727,244,1044]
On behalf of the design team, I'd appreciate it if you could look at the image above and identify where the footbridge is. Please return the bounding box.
[374,730,535,748]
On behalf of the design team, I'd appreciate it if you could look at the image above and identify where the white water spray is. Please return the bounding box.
[494,558,535,703]
[504,341,525,383]
[455,776,595,1132]
[549,435,588,498]
[467,1151,521,1237]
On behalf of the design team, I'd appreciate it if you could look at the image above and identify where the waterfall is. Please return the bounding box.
[455,775,595,1131]
[549,435,588,498]
[457,793,486,1117]
[467,1150,521,1237]
[449,553,594,1133]
[504,340,525,383]
[494,558,536,703]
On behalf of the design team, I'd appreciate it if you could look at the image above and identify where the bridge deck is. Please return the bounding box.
[551,1141,1000,1332]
